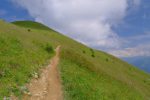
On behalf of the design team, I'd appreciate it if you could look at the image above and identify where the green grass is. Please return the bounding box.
[59,59,144,100]
[0,20,150,99]
[12,20,52,31]
[59,48,150,100]
[0,20,54,99]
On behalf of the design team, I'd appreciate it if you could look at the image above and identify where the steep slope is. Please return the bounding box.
[0,20,56,99]
[0,20,150,99]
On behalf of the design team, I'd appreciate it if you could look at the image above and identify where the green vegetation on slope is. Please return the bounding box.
[59,47,150,100]
[0,20,149,99]
[0,20,55,99]
[12,20,52,31]
[59,59,144,100]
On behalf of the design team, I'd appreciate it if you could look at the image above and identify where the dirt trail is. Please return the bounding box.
[23,45,63,100]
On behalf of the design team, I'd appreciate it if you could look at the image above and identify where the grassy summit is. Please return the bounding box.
[0,20,150,99]
[12,20,51,31]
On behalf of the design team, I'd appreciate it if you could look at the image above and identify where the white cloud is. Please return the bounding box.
[110,33,150,57]
[12,0,145,57]
[110,44,150,57]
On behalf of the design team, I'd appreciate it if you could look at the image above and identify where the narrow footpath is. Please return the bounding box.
[23,45,63,100]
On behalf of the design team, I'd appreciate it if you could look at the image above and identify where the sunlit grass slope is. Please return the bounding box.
[0,20,149,99]
[0,20,55,99]
[12,20,51,31]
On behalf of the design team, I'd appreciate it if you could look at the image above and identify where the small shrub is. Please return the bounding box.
[106,58,109,62]
[91,54,95,57]
[27,29,31,32]
[45,44,54,53]
[82,50,86,54]
[90,48,94,53]
[90,48,95,57]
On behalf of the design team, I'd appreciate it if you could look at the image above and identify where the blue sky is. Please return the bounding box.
[0,0,150,58]
[0,0,33,21]
[114,0,150,37]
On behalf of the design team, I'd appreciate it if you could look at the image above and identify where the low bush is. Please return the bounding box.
[90,48,95,57]
[82,50,86,54]
[106,58,109,62]
[27,29,31,32]
[45,43,54,53]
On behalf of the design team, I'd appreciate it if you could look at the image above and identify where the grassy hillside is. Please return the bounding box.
[12,21,52,31]
[0,20,55,99]
[0,20,150,99]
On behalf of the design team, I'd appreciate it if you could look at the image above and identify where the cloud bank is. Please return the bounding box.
[110,32,150,57]
[110,44,150,57]
[12,0,149,57]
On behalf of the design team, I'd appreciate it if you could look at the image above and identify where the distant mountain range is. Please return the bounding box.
[123,56,150,73]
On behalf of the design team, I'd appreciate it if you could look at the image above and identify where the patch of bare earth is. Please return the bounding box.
[23,46,63,100]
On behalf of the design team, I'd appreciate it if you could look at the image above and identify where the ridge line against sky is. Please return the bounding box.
[0,0,150,58]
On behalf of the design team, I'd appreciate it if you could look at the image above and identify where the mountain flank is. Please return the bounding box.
[0,20,149,100]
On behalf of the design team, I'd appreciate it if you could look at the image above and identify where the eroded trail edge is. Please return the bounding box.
[23,45,63,100]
